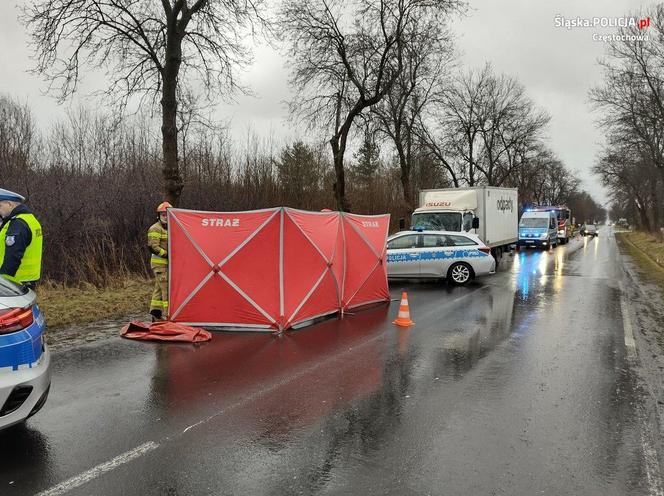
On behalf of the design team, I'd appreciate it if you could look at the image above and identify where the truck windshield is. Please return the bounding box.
[520,218,548,228]
[412,212,462,231]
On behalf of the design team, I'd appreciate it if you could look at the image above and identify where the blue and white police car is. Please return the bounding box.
[0,278,50,430]
[386,230,496,285]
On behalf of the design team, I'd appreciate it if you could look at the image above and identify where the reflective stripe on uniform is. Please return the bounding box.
[151,255,168,265]
[151,300,169,311]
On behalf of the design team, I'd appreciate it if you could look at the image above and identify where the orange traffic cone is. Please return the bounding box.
[393,292,414,327]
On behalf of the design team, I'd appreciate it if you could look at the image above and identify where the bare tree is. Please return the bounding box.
[590,5,664,230]
[419,65,491,187]
[371,18,454,209]
[593,142,659,231]
[421,64,549,189]
[279,0,463,211]
[476,72,550,186]
[21,0,267,205]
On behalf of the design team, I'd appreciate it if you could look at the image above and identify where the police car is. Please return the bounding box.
[0,278,50,430]
[386,230,496,285]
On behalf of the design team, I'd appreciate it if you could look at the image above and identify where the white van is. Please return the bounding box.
[518,210,559,248]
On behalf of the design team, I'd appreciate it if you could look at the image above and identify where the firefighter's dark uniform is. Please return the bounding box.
[147,221,169,318]
[0,196,43,289]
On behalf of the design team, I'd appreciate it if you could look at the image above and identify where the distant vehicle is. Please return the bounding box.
[386,230,496,286]
[581,224,598,237]
[616,218,629,229]
[518,210,559,248]
[0,279,50,430]
[530,206,572,244]
[411,187,518,262]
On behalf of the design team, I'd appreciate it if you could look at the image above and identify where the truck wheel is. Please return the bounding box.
[448,262,473,286]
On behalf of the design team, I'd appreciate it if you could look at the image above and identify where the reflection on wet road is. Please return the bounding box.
[1,229,659,495]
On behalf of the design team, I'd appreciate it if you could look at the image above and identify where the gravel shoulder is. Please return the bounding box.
[616,234,664,474]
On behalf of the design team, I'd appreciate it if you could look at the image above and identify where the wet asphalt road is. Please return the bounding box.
[1,228,661,495]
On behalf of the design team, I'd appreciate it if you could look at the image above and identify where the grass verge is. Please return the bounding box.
[616,231,664,296]
[37,276,152,329]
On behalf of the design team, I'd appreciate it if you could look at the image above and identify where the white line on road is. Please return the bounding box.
[619,281,637,359]
[35,286,486,496]
[35,441,159,496]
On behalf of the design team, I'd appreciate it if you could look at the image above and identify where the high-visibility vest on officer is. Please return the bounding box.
[0,188,43,289]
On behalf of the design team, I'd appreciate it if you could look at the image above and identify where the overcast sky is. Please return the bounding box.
[1,0,661,205]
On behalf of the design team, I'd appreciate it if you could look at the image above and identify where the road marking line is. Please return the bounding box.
[35,288,488,495]
[35,442,159,496]
[36,325,393,495]
[619,281,637,358]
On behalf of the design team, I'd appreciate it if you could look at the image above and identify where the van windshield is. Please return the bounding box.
[520,217,548,228]
[412,212,462,231]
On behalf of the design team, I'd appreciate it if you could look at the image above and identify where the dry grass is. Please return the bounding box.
[37,276,152,329]
[617,231,664,295]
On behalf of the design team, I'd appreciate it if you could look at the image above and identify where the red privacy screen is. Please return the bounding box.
[168,207,390,331]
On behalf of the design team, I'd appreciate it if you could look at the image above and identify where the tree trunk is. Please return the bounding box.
[637,204,651,232]
[330,137,350,212]
[397,142,412,209]
[161,36,184,206]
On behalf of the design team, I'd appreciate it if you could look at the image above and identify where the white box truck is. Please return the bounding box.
[412,187,518,258]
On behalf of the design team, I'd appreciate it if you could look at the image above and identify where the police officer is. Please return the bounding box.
[0,189,43,289]
[148,202,171,321]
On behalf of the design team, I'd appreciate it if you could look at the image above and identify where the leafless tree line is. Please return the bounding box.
[591,4,664,232]
[8,0,606,285]
[1,89,602,285]
[0,95,430,284]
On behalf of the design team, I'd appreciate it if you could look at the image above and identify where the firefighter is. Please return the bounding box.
[148,202,171,321]
[0,188,43,290]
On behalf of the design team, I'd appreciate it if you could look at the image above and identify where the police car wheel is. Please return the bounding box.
[448,262,472,285]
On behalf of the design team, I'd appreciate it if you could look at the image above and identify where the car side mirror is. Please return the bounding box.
[472,217,480,229]
[399,218,405,230]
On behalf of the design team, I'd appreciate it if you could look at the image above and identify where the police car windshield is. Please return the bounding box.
[0,277,29,297]
[411,212,461,231]
[520,218,548,228]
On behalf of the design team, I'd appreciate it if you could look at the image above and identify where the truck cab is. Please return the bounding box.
[411,188,518,262]
[411,210,477,233]
[518,210,558,248]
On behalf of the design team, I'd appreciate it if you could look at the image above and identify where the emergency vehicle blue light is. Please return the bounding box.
[414,225,425,232]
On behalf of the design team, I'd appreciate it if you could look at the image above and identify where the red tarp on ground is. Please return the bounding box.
[168,207,390,331]
[121,321,212,343]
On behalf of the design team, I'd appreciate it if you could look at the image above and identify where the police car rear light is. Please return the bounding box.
[0,307,34,334]
[478,247,491,255]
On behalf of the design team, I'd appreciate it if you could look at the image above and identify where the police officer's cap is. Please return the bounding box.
[0,188,25,202]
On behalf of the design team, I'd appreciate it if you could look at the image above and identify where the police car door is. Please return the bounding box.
[420,234,448,277]
[386,234,421,277]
